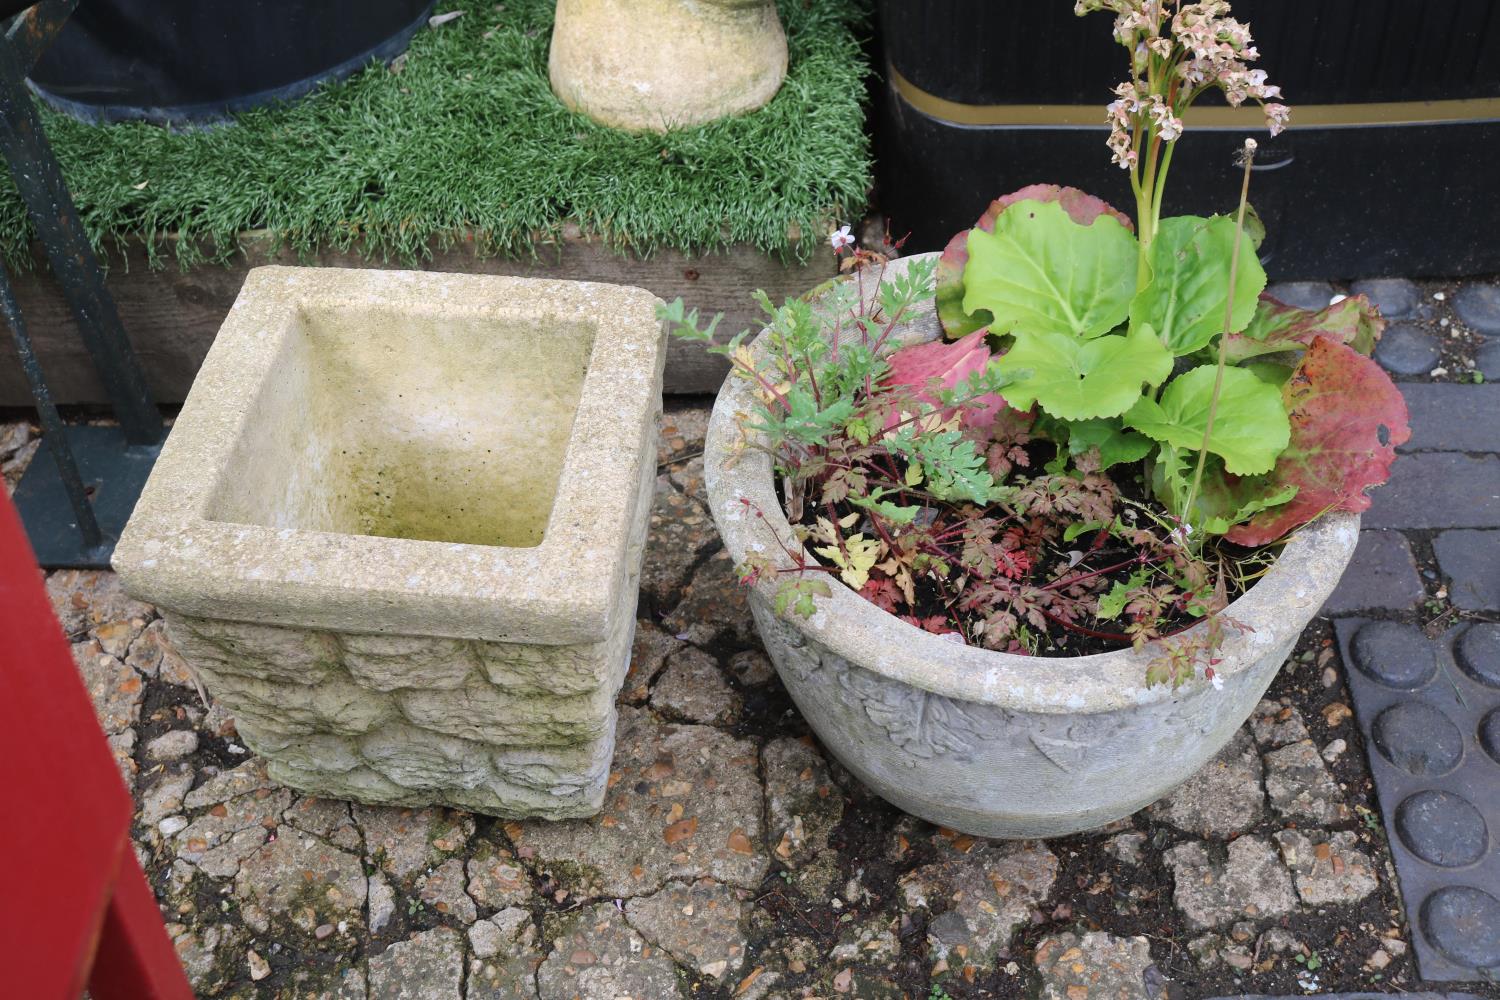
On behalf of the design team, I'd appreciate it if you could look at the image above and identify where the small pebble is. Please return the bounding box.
[145,730,199,762]
[315,923,334,940]
[1435,291,1447,301]
[158,815,188,836]
[1322,739,1347,762]
[1321,665,1338,689]
[1368,948,1391,970]
[227,744,247,755]
[247,949,270,981]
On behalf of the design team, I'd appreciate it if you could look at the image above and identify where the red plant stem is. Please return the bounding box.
[1041,553,1152,593]
[1039,609,1133,642]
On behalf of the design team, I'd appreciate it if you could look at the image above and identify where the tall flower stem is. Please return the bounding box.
[1183,138,1257,532]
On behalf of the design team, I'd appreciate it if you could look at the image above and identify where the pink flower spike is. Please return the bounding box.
[883,330,1008,432]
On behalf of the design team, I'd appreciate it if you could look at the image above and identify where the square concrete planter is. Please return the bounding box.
[113,266,665,819]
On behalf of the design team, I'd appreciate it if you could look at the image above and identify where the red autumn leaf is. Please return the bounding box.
[1223,292,1386,364]
[935,185,1133,337]
[1225,336,1410,546]
[883,329,1008,431]
[858,575,902,613]
[898,614,965,640]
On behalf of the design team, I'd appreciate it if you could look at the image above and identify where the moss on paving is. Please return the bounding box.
[0,0,871,270]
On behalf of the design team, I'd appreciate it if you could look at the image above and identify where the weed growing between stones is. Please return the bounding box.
[660,0,1411,682]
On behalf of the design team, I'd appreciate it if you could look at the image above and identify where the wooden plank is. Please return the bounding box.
[0,227,836,404]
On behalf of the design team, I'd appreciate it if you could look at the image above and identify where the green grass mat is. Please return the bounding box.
[0,0,871,270]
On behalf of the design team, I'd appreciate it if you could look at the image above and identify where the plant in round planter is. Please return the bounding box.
[664,0,1410,837]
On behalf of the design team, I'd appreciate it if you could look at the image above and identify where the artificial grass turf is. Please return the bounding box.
[0,0,871,271]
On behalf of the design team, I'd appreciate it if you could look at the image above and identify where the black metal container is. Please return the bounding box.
[27,0,434,125]
[875,0,1500,279]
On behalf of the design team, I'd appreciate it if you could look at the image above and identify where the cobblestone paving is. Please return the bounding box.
[6,276,1500,999]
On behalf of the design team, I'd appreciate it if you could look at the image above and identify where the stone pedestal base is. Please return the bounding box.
[549,0,787,131]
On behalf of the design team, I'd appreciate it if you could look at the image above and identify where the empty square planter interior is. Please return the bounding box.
[208,302,596,549]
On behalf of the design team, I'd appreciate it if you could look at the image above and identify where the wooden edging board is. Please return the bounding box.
[0,226,837,405]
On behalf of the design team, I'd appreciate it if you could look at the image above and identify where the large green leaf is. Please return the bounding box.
[936,186,1134,338]
[961,199,1138,339]
[1124,364,1290,475]
[1129,215,1266,355]
[993,322,1173,420]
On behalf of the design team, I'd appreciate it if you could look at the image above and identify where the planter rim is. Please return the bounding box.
[704,254,1360,715]
[113,265,663,646]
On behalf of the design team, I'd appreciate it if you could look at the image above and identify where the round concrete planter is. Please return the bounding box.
[703,253,1361,838]
[549,0,786,131]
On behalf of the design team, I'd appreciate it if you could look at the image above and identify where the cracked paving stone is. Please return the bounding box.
[650,647,740,725]
[72,639,142,736]
[1264,739,1351,825]
[510,706,767,898]
[621,621,680,705]
[125,619,200,689]
[418,857,478,923]
[369,872,396,934]
[899,835,1058,967]
[1034,931,1160,1000]
[467,838,534,909]
[1165,836,1297,929]
[369,926,464,1000]
[234,830,367,935]
[642,476,717,606]
[140,769,195,827]
[296,967,367,1000]
[354,804,474,883]
[468,908,543,999]
[185,759,273,810]
[664,549,756,647]
[1249,698,1310,749]
[763,736,845,894]
[1275,829,1379,905]
[626,878,751,979]
[47,569,153,637]
[167,922,244,994]
[1148,728,1265,837]
[539,901,683,1000]
[174,786,292,878]
[283,795,361,852]
[93,616,147,659]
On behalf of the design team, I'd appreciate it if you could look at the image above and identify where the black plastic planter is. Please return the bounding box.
[874,0,1500,279]
[27,0,435,125]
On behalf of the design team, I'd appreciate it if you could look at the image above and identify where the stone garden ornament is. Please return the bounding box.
[549,0,787,131]
[114,268,666,820]
[664,0,1409,836]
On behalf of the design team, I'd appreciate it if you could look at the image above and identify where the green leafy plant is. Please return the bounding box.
[661,0,1409,685]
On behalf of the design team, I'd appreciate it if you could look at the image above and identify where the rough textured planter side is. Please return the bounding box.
[113,267,665,819]
[705,253,1360,838]
[549,0,787,131]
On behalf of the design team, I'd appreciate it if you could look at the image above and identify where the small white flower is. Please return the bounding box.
[829,225,855,252]
[1207,666,1224,690]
